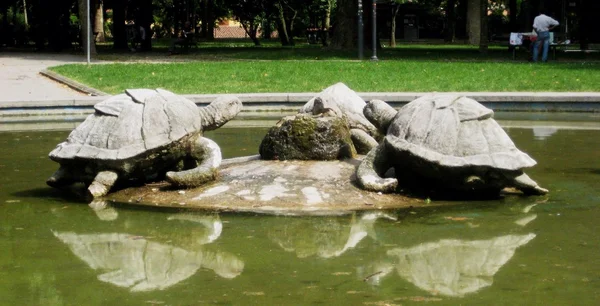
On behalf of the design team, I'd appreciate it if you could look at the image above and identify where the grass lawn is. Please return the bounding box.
[49,40,600,94]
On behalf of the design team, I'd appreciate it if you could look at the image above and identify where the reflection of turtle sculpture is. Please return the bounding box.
[47,89,242,197]
[299,82,381,154]
[365,234,536,297]
[357,95,548,197]
[268,212,395,258]
[53,230,244,292]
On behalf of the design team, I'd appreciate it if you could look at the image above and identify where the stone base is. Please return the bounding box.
[105,155,424,215]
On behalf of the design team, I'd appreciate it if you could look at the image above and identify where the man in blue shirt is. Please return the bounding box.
[532,11,559,62]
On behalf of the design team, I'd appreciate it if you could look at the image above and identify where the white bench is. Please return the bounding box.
[510,32,570,60]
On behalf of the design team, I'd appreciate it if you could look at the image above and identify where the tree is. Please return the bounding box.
[508,0,517,32]
[127,0,153,51]
[224,0,267,46]
[466,0,487,52]
[389,0,415,47]
[577,0,593,50]
[201,0,215,39]
[94,0,105,42]
[272,0,303,46]
[444,0,457,42]
[330,0,357,49]
[110,0,128,50]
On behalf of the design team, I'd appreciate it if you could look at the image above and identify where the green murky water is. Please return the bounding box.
[1,120,600,305]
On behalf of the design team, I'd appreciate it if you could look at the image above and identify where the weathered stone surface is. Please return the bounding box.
[357,95,548,197]
[105,156,423,215]
[299,82,381,153]
[259,114,356,160]
[47,89,242,198]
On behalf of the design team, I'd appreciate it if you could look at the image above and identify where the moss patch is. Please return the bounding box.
[259,114,356,160]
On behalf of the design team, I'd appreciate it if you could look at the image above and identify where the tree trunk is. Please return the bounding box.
[138,0,153,51]
[0,2,8,29]
[112,0,127,49]
[94,0,105,42]
[275,2,297,46]
[207,0,214,40]
[456,0,467,40]
[262,20,273,39]
[444,0,456,42]
[578,0,592,50]
[508,0,517,32]
[287,10,296,46]
[276,3,291,45]
[23,0,28,26]
[330,0,357,49]
[77,0,97,56]
[478,0,488,53]
[320,0,332,46]
[467,0,481,45]
[201,0,208,38]
[241,22,261,46]
[390,5,399,47]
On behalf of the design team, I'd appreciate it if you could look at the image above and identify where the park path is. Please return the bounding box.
[0,52,89,102]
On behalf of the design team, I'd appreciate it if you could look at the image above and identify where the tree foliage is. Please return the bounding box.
[223,0,267,45]
[0,0,598,51]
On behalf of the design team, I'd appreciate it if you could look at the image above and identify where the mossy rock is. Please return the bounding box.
[259,114,356,160]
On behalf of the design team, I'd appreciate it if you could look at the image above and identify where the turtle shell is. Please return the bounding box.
[49,89,202,161]
[385,94,536,171]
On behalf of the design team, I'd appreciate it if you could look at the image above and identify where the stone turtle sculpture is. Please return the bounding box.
[299,82,381,154]
[356,95,548,197]
[47,88,242,197]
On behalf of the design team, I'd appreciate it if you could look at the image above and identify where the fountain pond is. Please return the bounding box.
[1,112,599,305]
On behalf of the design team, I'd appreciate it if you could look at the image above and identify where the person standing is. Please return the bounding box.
[532,11,559,62]
[169,21,194,54]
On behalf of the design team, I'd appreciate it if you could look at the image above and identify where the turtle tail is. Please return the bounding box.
[356,143,398,193]
[199,95,243,131]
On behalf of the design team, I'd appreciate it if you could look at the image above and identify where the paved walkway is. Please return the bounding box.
[0,52,88,102]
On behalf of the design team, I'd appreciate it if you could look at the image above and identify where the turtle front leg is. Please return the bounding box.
[350,129,379,155]
[513,173,549,195]
[356,143,398,193]
[88,170,119,198]
[166,136,222,187]
[47,165,76,188]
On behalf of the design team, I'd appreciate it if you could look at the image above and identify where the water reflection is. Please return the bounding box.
[532,126,558,140]
[269,212,396,258]
[53,213,243,292]
[365,234,535,297]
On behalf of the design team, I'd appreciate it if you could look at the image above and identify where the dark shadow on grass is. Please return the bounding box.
[88,38,600,64]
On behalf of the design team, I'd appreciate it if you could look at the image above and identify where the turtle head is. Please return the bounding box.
[312,96,343,118]
[199,95,243,131]
[364,99,397,134]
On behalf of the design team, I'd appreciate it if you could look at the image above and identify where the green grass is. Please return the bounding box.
[49,40,600,94]
[50,60,600,94]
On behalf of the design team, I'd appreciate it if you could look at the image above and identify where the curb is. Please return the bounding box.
[39,69,110,97]
[2,93,600,117]
[3,72,600,115]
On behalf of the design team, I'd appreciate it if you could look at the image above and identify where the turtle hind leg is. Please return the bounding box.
[166,136,221,187]
[47,166,77,188]
[513,173,549,195]
[88,171,119,198]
